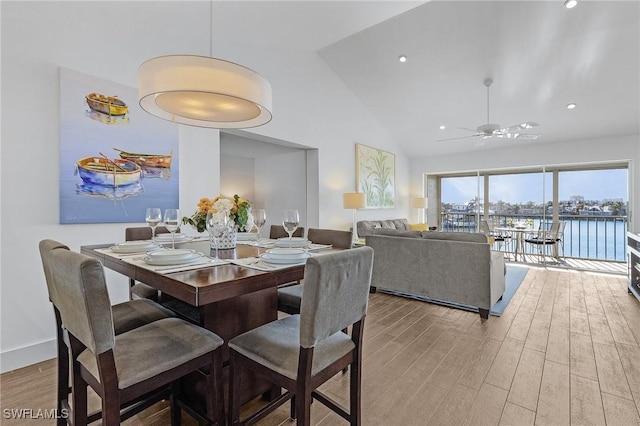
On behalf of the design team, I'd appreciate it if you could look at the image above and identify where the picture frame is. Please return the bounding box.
[59,68,179,224]
[355,143,395,208]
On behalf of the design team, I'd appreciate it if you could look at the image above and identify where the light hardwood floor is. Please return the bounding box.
[1,266,639,425]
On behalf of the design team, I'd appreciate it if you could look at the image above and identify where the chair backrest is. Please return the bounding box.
[125,226,172,241]
[269,225,304,239]
[557,221,566,238]
[307,228,353,249]
[299,246,374,348]
[45,244,115,355]
[479,220,490,235]
[39,239,70,306]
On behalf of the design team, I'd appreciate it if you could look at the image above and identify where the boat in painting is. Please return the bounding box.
[114,148,173,168]
[76,156,142,187]
[85,92,128,116]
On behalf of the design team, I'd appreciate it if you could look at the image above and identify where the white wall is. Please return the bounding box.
[410,134,640,232]
[0,1,410,371]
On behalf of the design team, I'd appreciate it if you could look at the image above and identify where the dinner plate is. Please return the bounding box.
[142,251,204,266]
[145,249,196,262]
[265,248,308,260]
[110,241,160,254]
[260,252,310,265]
[154,233,190,242]
[275,237,310,248]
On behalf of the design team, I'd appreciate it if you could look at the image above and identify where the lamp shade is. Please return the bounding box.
[343,192,366,209]
[412,197,428,209]
[139,55,272,129]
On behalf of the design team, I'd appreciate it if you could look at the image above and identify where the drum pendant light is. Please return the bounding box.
[138,3,272,129]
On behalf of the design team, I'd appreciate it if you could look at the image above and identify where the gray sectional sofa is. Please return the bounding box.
[365,229,506,319]
[357,218,411,238]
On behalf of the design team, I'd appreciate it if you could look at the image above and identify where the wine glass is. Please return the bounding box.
[145,208,162,241]
[253,209,266,242]
[163,208,180,249]
[282,209,299,247]
[206,212,229,261]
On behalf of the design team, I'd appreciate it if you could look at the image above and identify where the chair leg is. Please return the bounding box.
[169,385,181,426]
[209,349,225,426]
[295,391,312,426]
[228,350,241,425]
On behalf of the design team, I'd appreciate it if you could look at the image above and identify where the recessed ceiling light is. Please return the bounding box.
[566,103,577,109]
[398,55,407,63]
[564,0,578,9]
[439,125,446,130]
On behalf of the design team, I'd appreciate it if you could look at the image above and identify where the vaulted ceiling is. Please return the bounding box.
[217,1,639,157]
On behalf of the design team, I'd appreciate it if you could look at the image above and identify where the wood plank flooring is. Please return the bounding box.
[1,267,639,425]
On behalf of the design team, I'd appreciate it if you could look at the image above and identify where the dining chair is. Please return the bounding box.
[43,242,225,425]
[125,226,173,301]
[479,220,511,254]
[228,246,374,425]
[125,226,204,325]
[277,228,352,315]
[39,239,176,426]
[269,225,305,239]
[524,221,561,263]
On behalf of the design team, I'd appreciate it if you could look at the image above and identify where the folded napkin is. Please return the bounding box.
[122,256,230,274]
[230,257,306,272]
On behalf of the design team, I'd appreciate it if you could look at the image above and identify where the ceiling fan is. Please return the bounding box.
[437,78,540,144]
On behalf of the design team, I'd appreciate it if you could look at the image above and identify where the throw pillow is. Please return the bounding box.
[409,223,428,231]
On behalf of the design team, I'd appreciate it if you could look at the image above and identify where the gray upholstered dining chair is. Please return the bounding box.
[125,226,174,301]
[269,224,305,239]
[228,246,374,425]
[39,239,176,426]
[277,228,353,315]
[40,240,225,425]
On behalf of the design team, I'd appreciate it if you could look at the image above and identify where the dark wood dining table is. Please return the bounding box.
[81,239,314,409]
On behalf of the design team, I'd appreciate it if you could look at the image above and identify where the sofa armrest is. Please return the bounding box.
[489,251,506,305]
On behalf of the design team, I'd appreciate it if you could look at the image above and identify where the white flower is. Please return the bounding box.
[213,198,233,213]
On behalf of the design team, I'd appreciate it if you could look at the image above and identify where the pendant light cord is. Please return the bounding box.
[209,0,214,57]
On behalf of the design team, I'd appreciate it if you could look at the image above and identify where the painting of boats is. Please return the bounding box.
[85,92,128,116]
[76,156,141,187]
[114,148,173,168]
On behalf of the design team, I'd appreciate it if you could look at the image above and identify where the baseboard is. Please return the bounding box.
[1,339,56,373]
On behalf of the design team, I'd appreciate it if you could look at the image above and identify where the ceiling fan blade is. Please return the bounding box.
[436,134,482,142]
[502,121,539,133]
[513,133,540,140]
[457,127,480,133]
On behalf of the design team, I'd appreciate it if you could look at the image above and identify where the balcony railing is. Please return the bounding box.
[440,213,627,262]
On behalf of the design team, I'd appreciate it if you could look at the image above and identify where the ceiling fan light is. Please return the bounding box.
[139,55,273,129]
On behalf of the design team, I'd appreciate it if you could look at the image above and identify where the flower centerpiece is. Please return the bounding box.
[182,194,253,248]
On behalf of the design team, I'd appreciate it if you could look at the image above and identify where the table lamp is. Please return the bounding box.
[343,192,366,245]
[412,197,428,224]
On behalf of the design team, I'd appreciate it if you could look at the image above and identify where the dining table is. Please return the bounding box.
[81,237,336,412]
[494,226,536,262]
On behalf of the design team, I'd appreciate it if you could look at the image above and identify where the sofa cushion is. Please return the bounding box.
[421,231,488,243]
[357,218,410,237]
[372,228,422,238]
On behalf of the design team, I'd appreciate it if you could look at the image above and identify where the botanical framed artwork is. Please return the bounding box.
[355,143,395,208]
[59,68,179,224]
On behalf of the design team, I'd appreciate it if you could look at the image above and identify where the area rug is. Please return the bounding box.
[380,265,529,317]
